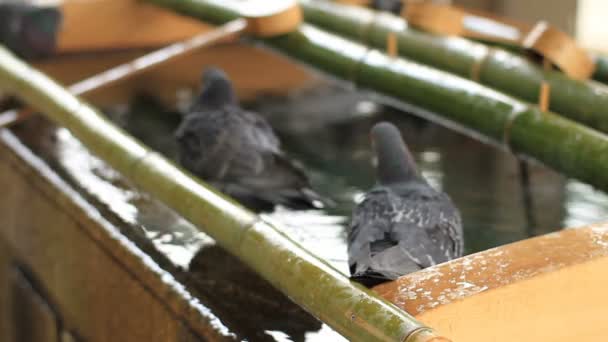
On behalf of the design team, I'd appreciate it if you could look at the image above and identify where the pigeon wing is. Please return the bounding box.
[389,191,463,268]
[175,110,243,180]
[348,187,463,280]
[348,189,399,276]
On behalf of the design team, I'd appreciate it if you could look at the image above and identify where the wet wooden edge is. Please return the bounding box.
[0,129,237,341]
[374,222,608,317]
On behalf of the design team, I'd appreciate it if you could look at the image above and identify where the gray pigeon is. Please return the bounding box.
[175,67,324,212]
[348,122,463,287]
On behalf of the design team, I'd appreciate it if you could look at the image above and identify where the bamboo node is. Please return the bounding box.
[502,107,527,149]
[470,47,495,82]
[387,32,398,57]
[538,57,552,113]
[351,47,373,84]
[539,81,551,112]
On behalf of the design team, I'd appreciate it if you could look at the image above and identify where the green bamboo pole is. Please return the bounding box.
[145,0,608,193]
[299,0,608,135]
[0,45,442,342]
[332,0,608,89]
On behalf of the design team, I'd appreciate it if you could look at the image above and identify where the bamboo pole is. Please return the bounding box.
[298,0,608,135]
[0,45,446,342]
[145,0,608,193]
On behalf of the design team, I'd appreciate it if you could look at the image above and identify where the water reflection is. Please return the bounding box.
[53,127,211,269]
[564,181,608,228]
[261,208,349,274]
[54,128,140,225]
[186,245,327,342]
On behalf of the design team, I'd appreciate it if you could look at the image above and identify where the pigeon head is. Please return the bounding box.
[371,122,421,185]
[196,67,237,110]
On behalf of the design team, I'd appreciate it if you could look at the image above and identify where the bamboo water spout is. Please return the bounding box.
[0,45,446,342]
[299,0,608,135]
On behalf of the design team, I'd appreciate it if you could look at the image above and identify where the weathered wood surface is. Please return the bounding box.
[0,130,235,341]
[375,223,608,341]
[57,0,211,51]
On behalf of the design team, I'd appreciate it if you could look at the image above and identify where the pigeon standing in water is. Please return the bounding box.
[175,67,324,212]
[348,122,463,287]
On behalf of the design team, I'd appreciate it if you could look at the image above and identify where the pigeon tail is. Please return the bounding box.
[350,243,423,287]
[259,188,326,211]
[371,122,421,185]
[256,154,333,211]
[215,182,328,213]
[350,272,393,288]
[281,186,331,210]
[194,67,237,111]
